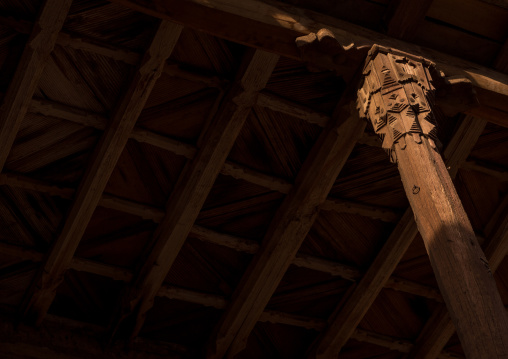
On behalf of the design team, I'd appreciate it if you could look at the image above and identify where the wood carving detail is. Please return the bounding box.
[357,46,440,162]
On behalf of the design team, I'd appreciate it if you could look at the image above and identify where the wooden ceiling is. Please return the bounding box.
[0,0,507,358]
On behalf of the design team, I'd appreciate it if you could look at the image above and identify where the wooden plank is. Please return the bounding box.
[109,49,280,339]
[20,20,183,325]
[0,0,73,171]
[206,98,367,358]
[386,0,434,40]
[413,20,501,66]
[109,0,508,126]
[427,0,508,42]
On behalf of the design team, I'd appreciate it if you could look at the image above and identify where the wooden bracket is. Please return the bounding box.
[433,75,479,116]
[296,31,479,152]
[295,28,369,77]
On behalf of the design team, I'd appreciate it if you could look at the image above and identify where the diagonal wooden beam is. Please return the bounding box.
[109,49,280,340]
[206,95,367,357]
[307,208,418,358]
[0,0,73,171]
[442,116,488,178]
[386,0,434,40]
[309,88,489,357]
[408,194,508,359]
[21,20,183,324]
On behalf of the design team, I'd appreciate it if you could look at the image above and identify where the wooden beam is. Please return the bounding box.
[408,194,508,359]
[308,209,418,358]
[109,49,279,339]
[256,92,330,127]
[442,116,487,178]
[386,0,434,40]
[0,0,72,171]
[206,94,366,357]
[356,46,508,359]
[20,20,183,324]
[108,0,508,126]
[461,159,508,182]
[320,198,401,222]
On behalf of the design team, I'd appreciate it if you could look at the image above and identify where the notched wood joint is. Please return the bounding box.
[295,28,369,76]
[433,75,479,116]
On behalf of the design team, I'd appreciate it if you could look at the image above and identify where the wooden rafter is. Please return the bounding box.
[27,98,403,221]
[109,49,280,339]
[408,194,508,359]
[21,20,183,324]
[108,0,508,127]
[206,95,367,358]
[0,220,443,303]
[308,209,418,358]
[309,115,487,358]
[0,0,73,171]
[386,0,434,39]
[0,311,464,359]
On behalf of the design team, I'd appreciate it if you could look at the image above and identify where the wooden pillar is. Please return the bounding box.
[357,45,508,359]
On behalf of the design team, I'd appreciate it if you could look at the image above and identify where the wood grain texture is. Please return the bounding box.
[109,0,508,126]
[397,137,508,359]
[206,101,366,358]
[386,0,433,40]
[21,20,183,324]
[0,0,73,171]
[110,49,280,340]
[407,195,508,359]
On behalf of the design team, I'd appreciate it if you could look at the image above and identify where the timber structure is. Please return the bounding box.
[0,0,507,358]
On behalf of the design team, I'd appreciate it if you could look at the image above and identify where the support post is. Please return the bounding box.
[357,46,508,359]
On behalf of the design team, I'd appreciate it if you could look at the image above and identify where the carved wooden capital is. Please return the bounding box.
[357,45,440,162]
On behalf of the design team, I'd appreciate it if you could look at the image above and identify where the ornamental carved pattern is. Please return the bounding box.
[357,45,440,162]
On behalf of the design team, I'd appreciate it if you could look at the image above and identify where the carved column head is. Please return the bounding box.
[357,45,440,162]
